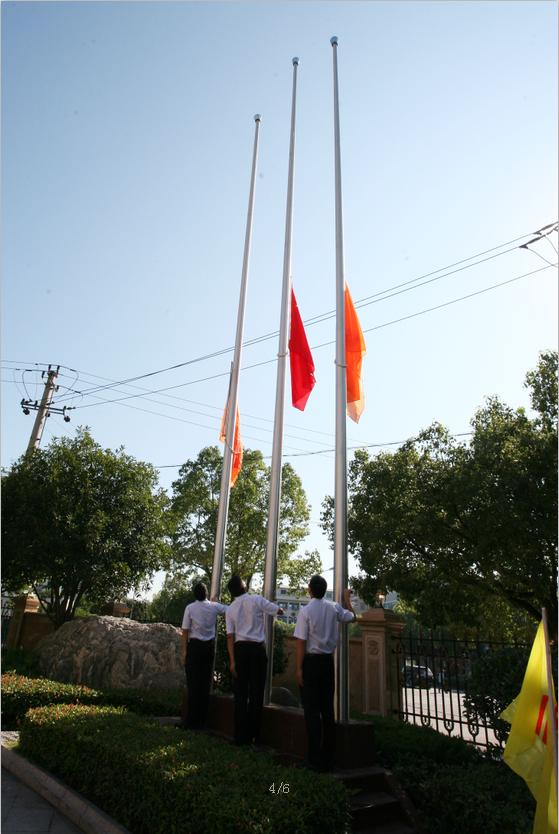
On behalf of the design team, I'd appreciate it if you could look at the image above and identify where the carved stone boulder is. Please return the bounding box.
[36,615,184,690]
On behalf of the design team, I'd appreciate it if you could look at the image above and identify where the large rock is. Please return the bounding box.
[36,616,184,690]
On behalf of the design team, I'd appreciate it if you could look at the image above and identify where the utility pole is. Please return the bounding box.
[21,365,70,453]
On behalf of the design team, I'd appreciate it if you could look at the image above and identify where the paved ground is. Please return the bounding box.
[400,686,501,747]
[2,769,83,834]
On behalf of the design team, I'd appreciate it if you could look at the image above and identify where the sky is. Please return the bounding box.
[2,1,557,599]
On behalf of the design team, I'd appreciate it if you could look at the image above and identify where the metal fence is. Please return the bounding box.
[389,629,532,751]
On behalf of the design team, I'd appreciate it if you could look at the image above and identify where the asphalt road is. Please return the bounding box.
[399,686,501,748]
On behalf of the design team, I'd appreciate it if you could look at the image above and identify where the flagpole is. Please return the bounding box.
[541,607,558,771]
[262,59,299,705]
[210,114,262,602]
[331,35,349,723]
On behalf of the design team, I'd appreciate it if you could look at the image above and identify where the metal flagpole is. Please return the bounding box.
[331,35,349,723]
[541,607,558,772]
[263,58,300,705]
[210,114,262,602]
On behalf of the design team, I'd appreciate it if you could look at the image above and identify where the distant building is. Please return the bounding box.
[275,585,369,625]
[381,591,399,611]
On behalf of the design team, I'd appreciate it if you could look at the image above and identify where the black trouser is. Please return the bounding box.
[301,653,336,770]
[233,640,267,745]
[185,638,215,729]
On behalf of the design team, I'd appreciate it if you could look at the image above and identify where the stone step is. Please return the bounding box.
[335,765,389,791]
[349,790,399,811]
[353,822,416,834]
[349,789,405,828]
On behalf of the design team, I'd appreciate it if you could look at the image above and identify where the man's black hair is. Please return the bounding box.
[193,582,208,601]
[308,575,327,599]
[227,575,246,599]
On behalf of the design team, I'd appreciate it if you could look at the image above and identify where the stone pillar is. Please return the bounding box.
[359,607,404,718]
[100,602,131,617]
[5,593,41,650]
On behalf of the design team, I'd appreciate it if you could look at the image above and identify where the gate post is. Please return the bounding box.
[359,608,404,717]
[5,594,41,651]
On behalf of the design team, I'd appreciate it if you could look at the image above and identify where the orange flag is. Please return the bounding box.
[219,402,243,486]
[345,284,366,422]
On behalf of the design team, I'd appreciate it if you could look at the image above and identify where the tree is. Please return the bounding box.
[148,573,196,625]
[170,446,319,591]
[2,429,171,627]
[322,352,558,637]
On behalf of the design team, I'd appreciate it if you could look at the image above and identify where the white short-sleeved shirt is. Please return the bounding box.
[293,597,354,654]
[225,593,280,643]
[181,600,228,641]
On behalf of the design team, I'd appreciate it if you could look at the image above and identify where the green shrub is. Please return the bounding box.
[1,647,41,677]
[214,617,288,692]
[19,704,349,834]
[98,686,181,717]
[462,646,531,744]
[353,712,535,834]
[395,757,535,834]
[1,673,181,727]
[1,673,102,727]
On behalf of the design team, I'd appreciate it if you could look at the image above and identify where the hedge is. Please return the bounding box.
[18,704,349,834]
[1,673,181,727]
[354,713,535,834]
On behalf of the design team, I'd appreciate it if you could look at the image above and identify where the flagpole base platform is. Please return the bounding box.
[183,692,378,769]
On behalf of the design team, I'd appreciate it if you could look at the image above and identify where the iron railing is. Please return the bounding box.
[389,629,532,751]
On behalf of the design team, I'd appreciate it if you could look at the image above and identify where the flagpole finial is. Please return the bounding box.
[330,36,338,46]
[292,57,299,65]
[254,114,262,123]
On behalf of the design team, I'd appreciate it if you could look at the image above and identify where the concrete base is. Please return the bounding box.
[191,693,377,769]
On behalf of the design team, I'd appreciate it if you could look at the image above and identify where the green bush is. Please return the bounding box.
[1,673,181,728]
[353,712,535,834]
[1,674,102,727]
[1,647,41,677]
[19,704,349,834]
[462,645,542,744]
[214,617,288,692]
[97,686,181,717]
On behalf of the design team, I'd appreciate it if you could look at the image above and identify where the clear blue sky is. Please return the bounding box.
[2,1,557,597]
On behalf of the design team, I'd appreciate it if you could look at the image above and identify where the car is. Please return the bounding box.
[402,664,435,688]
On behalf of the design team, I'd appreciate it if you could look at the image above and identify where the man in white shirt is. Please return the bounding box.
[225,575,283,746]
[294,574,355,771]
[181,581,227,730]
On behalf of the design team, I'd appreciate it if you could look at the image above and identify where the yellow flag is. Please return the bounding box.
[500,621,558,834]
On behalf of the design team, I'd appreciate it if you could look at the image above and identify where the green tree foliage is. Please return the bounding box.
[322,352,557,636]
[148,573,196,625]
[170,446,318,590]
[2,429,170,628]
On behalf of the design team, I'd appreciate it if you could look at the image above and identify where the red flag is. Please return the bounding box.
[289,289,316,410]
[345,284,366,422]
[219,402,243,486]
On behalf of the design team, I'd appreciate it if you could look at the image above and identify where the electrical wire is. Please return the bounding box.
[66,261,556,410]
[64,389,335,459]
[51,227,554,403]
[155,430,475,466]
[55,368,354,442]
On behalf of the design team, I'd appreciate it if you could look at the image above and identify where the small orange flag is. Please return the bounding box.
[219,401,243,486]
[345,284,366,422]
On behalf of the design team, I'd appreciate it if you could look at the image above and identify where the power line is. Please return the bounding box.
[51,227,554,403]
[61,389,335,459]
[54,367,354,440]
[155,430,475,467]
[65,261,556,411]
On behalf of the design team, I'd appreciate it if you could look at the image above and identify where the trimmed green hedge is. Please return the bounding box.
[354,713,535,834]
[19,704,349,834]
[1,673,181,727]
